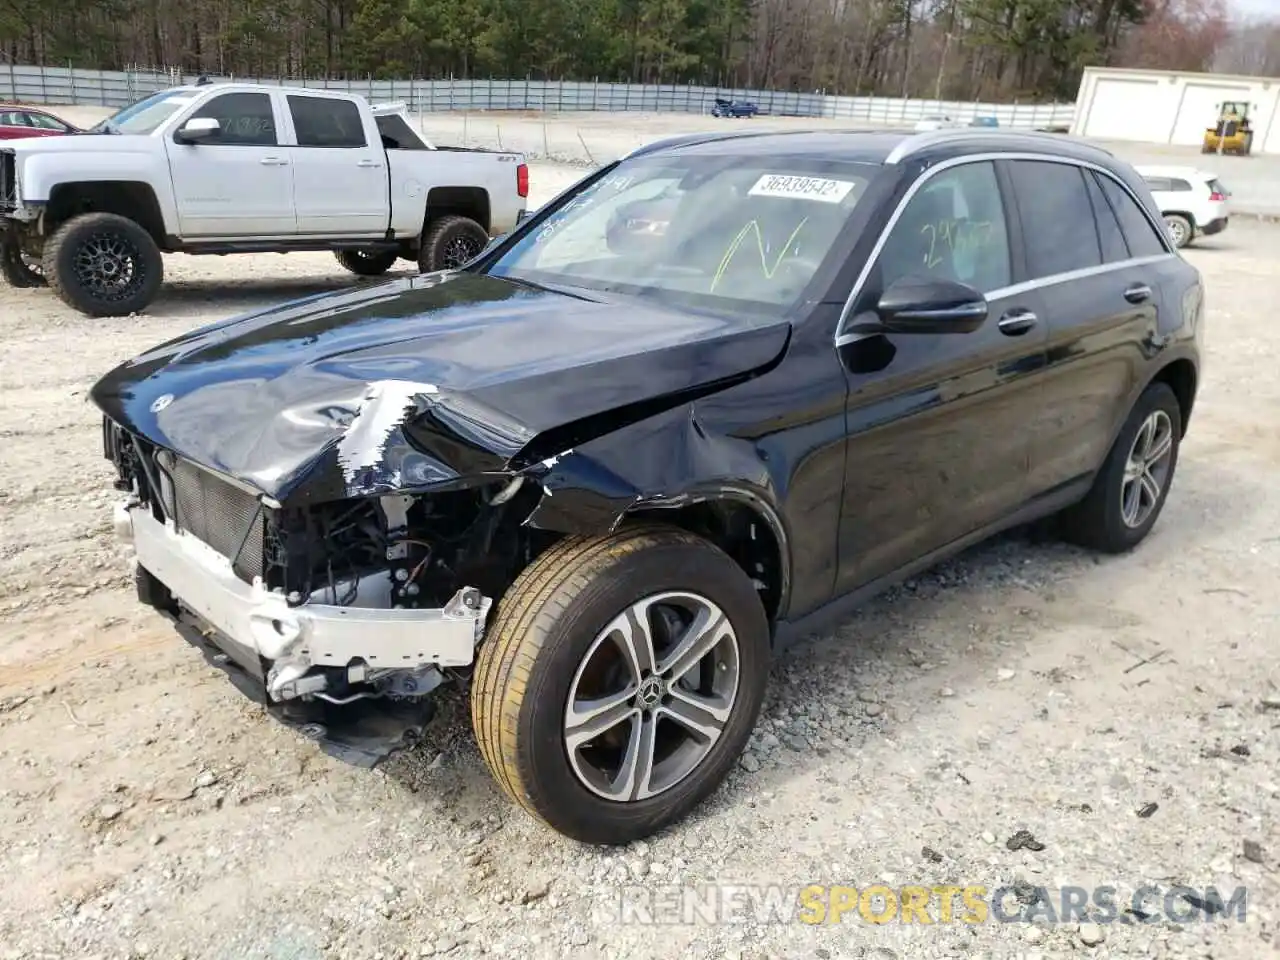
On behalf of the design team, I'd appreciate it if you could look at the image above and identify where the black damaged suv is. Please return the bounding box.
[93,128,1202,844]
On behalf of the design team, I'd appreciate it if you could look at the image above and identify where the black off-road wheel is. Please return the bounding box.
[0,237,46,288]
[44,213,164,317]
[471,525,771,845]
[335,249,399,277]
[418,215,489,273]
[1057,381,1182,553]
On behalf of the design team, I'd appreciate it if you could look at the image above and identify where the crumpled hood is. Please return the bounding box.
[90,271,790,504]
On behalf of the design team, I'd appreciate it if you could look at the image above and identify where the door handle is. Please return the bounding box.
[259,157,289,166]
[356,159,383,168]
[997,309,1038,336]
[1124,283,1152,304]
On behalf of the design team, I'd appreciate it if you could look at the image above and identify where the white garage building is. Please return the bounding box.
[1071,67,1280,154]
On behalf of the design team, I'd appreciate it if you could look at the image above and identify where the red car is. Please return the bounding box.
[0,105,80,139]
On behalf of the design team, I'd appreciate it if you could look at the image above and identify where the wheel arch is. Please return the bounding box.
[1148,356,1198,438]
[45,181,167,247]
[425,186,491,234]
[620,487,791,624]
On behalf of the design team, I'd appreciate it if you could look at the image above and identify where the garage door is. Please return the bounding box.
[1082,78,1166,141]
[1170,83,1255,146]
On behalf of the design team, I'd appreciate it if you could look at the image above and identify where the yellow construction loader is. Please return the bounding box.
[1202,101,1254,156]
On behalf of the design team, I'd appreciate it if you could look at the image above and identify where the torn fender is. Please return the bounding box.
[520,401,792,604]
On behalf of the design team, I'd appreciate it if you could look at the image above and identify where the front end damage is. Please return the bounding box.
[103,417,554,764]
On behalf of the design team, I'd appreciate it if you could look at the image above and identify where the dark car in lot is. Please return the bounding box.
[93,127,1202,845]
[711,97,760,118]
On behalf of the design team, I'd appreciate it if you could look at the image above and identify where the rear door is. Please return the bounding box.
[284,94,388,237]
[1008,159,1174,497]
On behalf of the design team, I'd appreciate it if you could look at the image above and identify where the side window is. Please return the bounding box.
[876,161,1011,294]
[1169,179,1193,192]
[1094,173,1168,258]
[288,96,367,148]
[188,93,277,146]
[1008,160,1100,278]
[0,111,28,126]
[27,112,68,131]
[1143,177,1171,193]
[1084,172,1128,263]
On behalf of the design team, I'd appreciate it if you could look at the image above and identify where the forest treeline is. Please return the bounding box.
[1,0,1276,102]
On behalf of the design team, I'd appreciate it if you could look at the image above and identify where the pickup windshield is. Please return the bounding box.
[91,90,197,135]
[486,154,875,316]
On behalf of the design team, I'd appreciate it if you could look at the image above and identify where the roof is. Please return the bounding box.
[630,127,1119,168]
[1133,164,1217,179]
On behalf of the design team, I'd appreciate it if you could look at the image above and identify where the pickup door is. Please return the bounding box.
[281,92,388,237]
[166,90,298,237]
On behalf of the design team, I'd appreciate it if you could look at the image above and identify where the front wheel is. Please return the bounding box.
[0,237,45,288]
[44,213,163,317]
[471,525,770,844]
[418,215,489,273]
[334,248,399,277]
[1056,381,1182,553]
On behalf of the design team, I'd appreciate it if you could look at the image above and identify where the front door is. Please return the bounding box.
[166,91,297,238]
[834,159,1048,594]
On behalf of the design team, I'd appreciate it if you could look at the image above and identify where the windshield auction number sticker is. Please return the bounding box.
[748,175,855,204]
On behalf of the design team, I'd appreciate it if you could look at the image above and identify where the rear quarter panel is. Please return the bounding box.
[387,150,526,238]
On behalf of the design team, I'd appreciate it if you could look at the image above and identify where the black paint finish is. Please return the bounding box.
[92,128,1204,640]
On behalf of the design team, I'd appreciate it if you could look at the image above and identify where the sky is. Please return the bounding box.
[1230,0,1277,18]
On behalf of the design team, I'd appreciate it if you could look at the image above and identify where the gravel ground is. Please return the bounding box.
[1,141,1279,960]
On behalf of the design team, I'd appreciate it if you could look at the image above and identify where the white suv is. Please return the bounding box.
[1134,165,1230,249]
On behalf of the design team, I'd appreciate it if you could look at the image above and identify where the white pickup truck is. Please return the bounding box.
[0,83,529,316]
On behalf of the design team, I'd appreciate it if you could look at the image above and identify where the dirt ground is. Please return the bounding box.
[1,158,1279,960]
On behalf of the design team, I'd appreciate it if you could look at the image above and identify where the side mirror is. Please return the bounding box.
[175,117,220,143]
[876,276,988,334]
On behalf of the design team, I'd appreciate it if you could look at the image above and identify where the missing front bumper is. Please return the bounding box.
[119,499,492,701]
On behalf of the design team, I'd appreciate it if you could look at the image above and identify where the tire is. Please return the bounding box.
[44,213,163,317]
[471,524,770,845]
[334,249,399,277]
[1164,214,1193,249]
[418,215,489,273]
[1057,381,1182,554]
[0,237,45,288]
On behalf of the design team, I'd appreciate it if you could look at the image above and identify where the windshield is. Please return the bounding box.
[486,154,875,316]
[91,90,196,135]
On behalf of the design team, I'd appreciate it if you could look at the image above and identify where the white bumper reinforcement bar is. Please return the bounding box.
[118,500,488,675]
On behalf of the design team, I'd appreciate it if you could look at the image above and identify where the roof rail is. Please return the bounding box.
[884,127,1107,165]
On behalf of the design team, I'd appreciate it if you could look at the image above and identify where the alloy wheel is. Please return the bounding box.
[564,591,741,802]
[72,231,143,302]
[1121,409,1174,528]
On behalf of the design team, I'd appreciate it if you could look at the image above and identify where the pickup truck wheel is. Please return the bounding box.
[419,215,489,273]
[471,525,770,845]
[0,238,45,288]
[1057,382,1182,553]
[334,249,399,277]
[44,213,163,317]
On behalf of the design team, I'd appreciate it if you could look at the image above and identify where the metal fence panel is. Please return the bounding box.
[0,63,1077,127]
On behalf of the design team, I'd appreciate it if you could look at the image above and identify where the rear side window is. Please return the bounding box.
[1008,160,1100,278]
[375,113,427,150]
[1094,173,1168,258]
[1169,179,1193,192]
[1084,173,1129,263]
[1143,177,1172,192]
[288,95,366,148]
